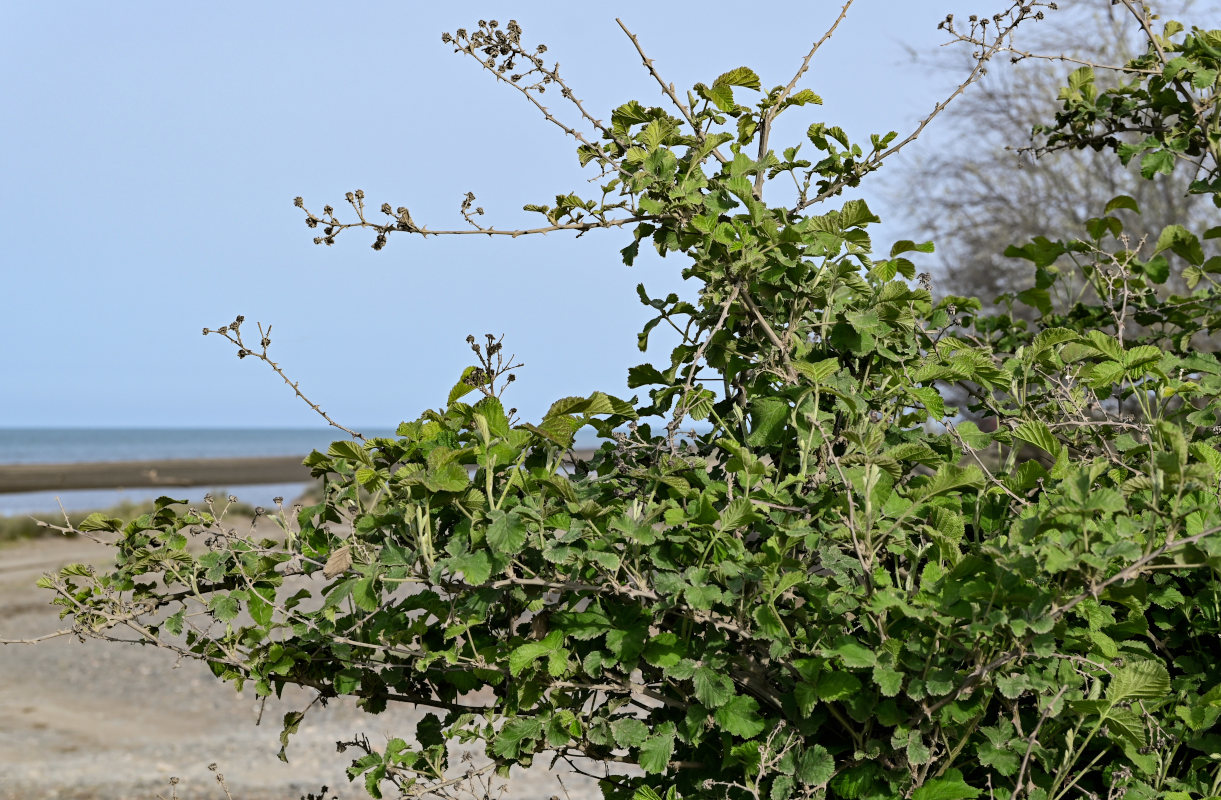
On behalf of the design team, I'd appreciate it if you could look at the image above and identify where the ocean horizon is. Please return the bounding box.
[0,426,606,516]
[0,427,387,516]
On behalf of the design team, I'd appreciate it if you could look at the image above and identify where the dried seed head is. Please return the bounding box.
[293,196,304,208]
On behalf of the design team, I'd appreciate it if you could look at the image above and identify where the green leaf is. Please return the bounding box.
[209,593,240,622]
[447,368,482,405]
[638,723,676,774]
[796,744,835,786]
[694,666,735,708]
[908,386,944,419]
[831,637,877,668]
[873,665,904,697]
[912,769,981,800]
[487,510,528,555]
[1140,149,1176,179]
[327,439,368,463]
[840,199,880,228]
[720,497,760,530]
[696,81,736,112]
[715,66,761,90]
[1154,224,1205,265]
[509,632,562,677]
[890,239,935,257]
[1011,420,1061,458]
[632,789,666,800]
[612,717,650,748]
[1104,195,1140,214]
[747,397,790,447]
[450,550,492,585]
[353,577,379,612]
[954,421,993,451]
[78,512,123,532]
[492,717,542,759]
[917,464,985,500]
[643,632,684,669]
[714,694,766,738]
[1123,345,1164,371]
[817,671,862,701]
[794,357,840,383]
[1107,661,1171,703]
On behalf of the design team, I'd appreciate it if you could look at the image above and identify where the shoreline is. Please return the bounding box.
[0,456,313,495]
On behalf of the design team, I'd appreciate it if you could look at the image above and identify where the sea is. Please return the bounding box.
[0,426,608,517]
[0,427,390,517]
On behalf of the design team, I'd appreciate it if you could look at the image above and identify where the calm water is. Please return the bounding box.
[0,427,606,516]
[0,428,382,516]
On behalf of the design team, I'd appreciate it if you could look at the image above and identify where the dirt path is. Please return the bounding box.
[0,533,604,800]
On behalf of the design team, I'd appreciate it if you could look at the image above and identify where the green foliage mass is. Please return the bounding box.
[39,11,1221,800]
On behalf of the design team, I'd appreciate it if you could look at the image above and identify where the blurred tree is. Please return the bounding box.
[888,0,1217,313]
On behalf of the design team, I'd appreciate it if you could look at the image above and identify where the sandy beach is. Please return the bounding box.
[0,473,607,799]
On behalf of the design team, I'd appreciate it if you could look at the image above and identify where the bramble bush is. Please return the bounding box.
[28,4,1221,798]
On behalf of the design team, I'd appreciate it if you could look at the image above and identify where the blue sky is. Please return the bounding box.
[4,2,1013,429]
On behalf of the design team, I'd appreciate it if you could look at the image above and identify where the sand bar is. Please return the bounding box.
[0,456,312,494]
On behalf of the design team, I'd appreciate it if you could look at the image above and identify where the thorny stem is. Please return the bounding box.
[754,0,855,197]
[203,316,365,441]
[614,18,729,164]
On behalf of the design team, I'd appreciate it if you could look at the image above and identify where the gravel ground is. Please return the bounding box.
[0,531,607,800]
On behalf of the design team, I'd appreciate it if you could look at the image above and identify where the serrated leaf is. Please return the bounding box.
[79,512,123,532]
[714,66,761,90]
[509,632,562,677]
[694,666,735,708]
[611,717,650,748]
[817,671,861,701]
[487,510,528,555]
[908,386,945,419]
[697,81,736,112]
[1123,345,1163,370]
[873,665,904,696]
[449,550,491,585]
[796,744,834,786]
[1155,224,1205,265]
[912,769,981,800]
[1107,661,1171,703]
[831,637,877,668]
[208,593,240,622]
[917,464,985,500]
[720,497,760,530]
[1012,420,1061,458]
[747,397,790,447]
[954,421,993,451]
[714,694,766,738]
[638,724,676,774]
[794,357,840,383]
